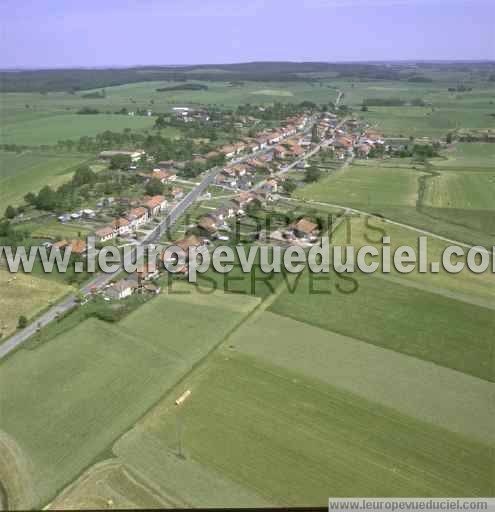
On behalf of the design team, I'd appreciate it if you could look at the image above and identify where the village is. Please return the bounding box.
[67,112,389,303]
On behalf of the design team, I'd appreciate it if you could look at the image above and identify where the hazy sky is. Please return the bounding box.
[1,0,493,68]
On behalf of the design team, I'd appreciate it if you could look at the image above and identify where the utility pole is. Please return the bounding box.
[174,389,191,459]
[176,411,185,459]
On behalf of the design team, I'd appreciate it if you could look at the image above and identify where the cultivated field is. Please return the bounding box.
[0,287,259,507]
[110,352,492,506]
[294,154,495,247]
[0,269,70,339]
[295,160,422,209]
[330,215,495,307]
[229,311,495,444]
[268,270,495,381]
[1,113,155,146]
[0,151,91,211]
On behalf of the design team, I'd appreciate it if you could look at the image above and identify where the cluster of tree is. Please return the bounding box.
[406,75,434,83]
[390,143,440,159]
[20,165,98,212]
[281,178,297,195]
[304,166,322,183]
[236,101,317,121]
[77,107,100,115]
[154,113,230,141]
[156,83,208,92]
[56,129,212,162]
[362,98,425,107]
[0,219,30,246]
[2,62,493,93]
[447,85,473,92]
[81,89,106,98]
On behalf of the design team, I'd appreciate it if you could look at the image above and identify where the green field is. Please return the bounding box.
[423,170,495,210]
[295,160,421,209]
[331,216,495,306]
[268,270,495,382]
[228,311,494,444]
[0,114,155,146]
[294,155,495,247]
[339,80,495,137]
[0,151,91,211]
[111,352,492,506]
[0,288,259,508]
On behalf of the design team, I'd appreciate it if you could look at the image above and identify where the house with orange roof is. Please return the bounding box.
[128,206,149,228]
[112,217,131,236]
[143,195,167,217]
[68,239,87,255]
[152,169,177,183]
[95,226,115,242]
[219,145,236,159]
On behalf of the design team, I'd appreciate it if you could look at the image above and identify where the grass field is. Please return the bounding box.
[29,220,92,240]
[268,270,495,381]
[0,114,155,146]
[0,287,259,507]
[111,352,492,506]
[0,269,70,339]
[436,143,495,169]
[295,160,422,209]
[423,170,495,210]
[0,81,339,145]
[0,151,91,211]
[331,215,495,307]
[294,155,495,247]
[340,80,495,137]
[228,311,494,444]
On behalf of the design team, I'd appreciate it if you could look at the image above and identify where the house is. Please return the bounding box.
[206,151,221,160]
[52,240,69,250]
[236,191,255,207]
[143,283,161,295]
[99,150,145,162]
[136,263,160,282]
[68,239,87,255]
[95,226,115,243]
[268,132,283,145]
[248,142,260,153]
[143,195,167,217]
[152,169,177,182]
[265,179,279,193]
[357,143,371,158]
[273,145,287,159]
[112,217,131,236]
[171,187,184,200]
[233,142,246,154]
[82,209,96,219]
[106,279,137,300]
[289,218,319,239]
[255,135,270,149]
[230,164,249,176]
[219,145,236,159]
[335,136,354,150]
[198,215,218,235]
[175,235,204,254]
[128,207,149,228]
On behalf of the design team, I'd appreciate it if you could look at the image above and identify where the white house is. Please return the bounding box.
[106,280,137,300]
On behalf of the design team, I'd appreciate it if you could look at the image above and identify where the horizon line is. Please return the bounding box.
[1,58,495,72]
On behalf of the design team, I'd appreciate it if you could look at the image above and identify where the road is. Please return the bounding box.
[0,121,316,359]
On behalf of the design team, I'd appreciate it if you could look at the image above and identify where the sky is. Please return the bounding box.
[0,0,494,68]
